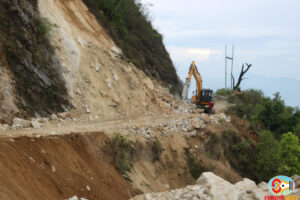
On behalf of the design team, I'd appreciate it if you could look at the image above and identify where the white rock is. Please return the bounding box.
[86,185,91,191]
[95,64,101,72]
[68,196,79,200]
[58,112,68,119]
[144,78,154,90]
[39,118,49,123]
[191,118,204,129]
[113,73,119,81]
[235,178,257,191]
[75,88,81,95]
[51,165,56,173]
[86,107,91,113]
[131,172,271,200]
[0,124,9,130]
[50,114,58,121]
[12,118,32,128]
[105,79,112,89]
[197,172,240,200]
[31,120,41,129]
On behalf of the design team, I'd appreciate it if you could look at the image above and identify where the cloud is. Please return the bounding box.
[167,46,220,63]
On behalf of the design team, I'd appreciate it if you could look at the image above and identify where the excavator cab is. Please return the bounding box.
[200,89,214,103]
[198,89,215,114]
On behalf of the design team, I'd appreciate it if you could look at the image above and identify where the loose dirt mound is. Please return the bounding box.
[0,132,138,200]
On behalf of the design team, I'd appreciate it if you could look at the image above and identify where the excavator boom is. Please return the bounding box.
[181,61,203,101]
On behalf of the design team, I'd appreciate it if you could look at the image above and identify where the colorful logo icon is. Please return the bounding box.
[268,176,295,196]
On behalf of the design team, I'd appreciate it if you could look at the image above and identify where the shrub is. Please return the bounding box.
[278,132,300,176]
[255,130,279,182]
[215,88,231,96]
[185,149,206,179]
[36,17,52,37]
[109,134,136,174]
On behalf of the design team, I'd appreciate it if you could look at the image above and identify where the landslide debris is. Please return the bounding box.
[82,0,182,95]
[132,172,300,200]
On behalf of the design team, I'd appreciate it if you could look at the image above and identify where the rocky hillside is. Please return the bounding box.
[0,0,181,124]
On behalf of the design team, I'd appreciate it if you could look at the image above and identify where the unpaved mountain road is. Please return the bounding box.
[0,113,202,139]
[0,98,229,139]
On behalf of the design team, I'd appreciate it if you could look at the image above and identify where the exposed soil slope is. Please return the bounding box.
[0,132,138,200]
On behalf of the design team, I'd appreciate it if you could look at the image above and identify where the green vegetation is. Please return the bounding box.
[0,0,70,116]
[228,90,300,137]
[82,0,181,94]
[255,130,279,182]
[278,132,300,176]
[224,89,300,181]
[108,134,135,175]
[215,88,231,96]
[37,17,52,37]
[185,149,207,179]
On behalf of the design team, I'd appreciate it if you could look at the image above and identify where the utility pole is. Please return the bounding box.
[225,45,227,95]
[230,45,234,92]
[225,45,234,93]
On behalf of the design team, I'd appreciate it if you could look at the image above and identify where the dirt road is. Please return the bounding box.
[1,113,202,139]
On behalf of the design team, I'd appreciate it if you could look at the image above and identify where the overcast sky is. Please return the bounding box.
[141,0,300,86]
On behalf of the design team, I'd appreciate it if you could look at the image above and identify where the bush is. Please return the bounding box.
[36,17,52,37]
[109,134,136,175]
[185,149,206,179]
[278,132,300,176]
[215,88,231,96]
[255,130,279,182]
[228,89,264,120]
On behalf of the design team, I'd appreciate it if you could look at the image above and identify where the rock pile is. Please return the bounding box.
[131,172,300,200]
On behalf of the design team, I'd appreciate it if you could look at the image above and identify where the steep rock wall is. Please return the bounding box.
[0,0,71,121]
[37,0,183,121]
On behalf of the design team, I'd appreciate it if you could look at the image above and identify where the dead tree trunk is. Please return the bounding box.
[233,63,252,91]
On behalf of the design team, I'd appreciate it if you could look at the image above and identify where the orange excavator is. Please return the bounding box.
[182,61,215,114]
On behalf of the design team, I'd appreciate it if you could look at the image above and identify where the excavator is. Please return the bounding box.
[182,61,215,114]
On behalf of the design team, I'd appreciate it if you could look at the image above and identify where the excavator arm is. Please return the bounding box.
[182,61,203,102]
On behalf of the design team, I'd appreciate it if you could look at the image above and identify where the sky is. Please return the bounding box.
[140,0,300,106]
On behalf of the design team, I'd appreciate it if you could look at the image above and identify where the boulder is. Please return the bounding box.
[191,118,205,129]
[50,114,58,121]
[0,124,9,131]
[144,78,154,90]
[31,120,41,129]
[197,172,240,200]
[12,118,32,128]
[131,172,271,200]
[57,112,68,119]
[234,178,257,190]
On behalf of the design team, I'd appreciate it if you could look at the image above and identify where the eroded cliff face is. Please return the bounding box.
[0,0,183,122]
[37,0,183,121]
[0,0,71,122]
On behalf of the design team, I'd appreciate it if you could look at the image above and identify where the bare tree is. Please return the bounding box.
[233,63,252,91]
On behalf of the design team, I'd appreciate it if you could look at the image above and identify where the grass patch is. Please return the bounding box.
[185,149,206,179]
[36,17,52,37]
[108,134,136,175]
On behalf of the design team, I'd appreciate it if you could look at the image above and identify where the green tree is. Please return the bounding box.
[278,132,300,176]
[255,130,279,182]
[259,97,285,133]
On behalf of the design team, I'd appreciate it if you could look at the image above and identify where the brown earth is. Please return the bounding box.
[0,132,139,200]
